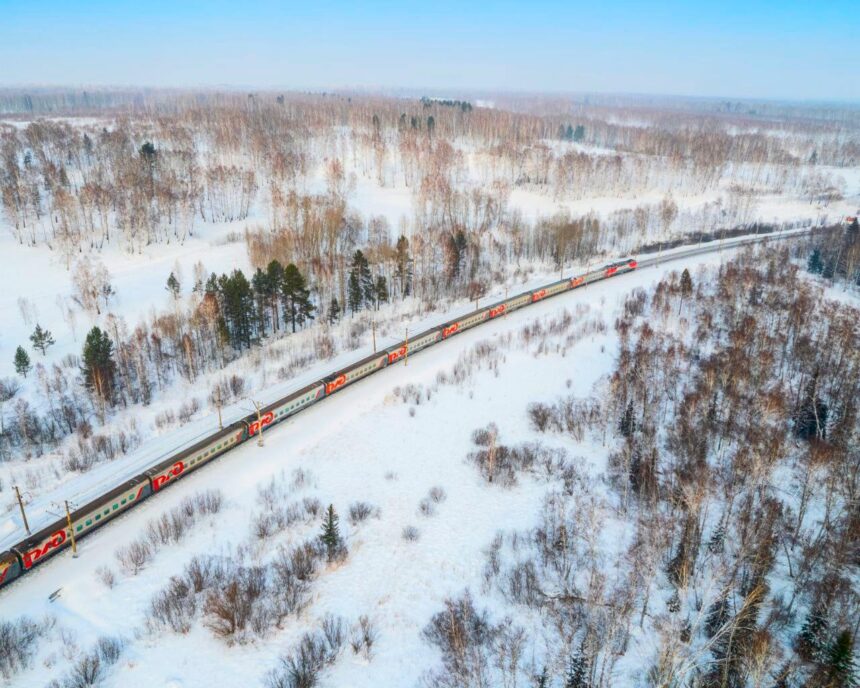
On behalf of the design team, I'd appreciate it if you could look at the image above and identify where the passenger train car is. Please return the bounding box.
[0,258,637,591]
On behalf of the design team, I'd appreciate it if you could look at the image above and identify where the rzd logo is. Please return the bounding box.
[442,323,459,338]
[326,374,347,394]
[570,276,584,288]
[489,304,506,318]
[22,529,67,569]
[247,411,275,437]
[388,346,408,364]
[532,289,547,302]
[153,461,185,491]
[605,266,618,276]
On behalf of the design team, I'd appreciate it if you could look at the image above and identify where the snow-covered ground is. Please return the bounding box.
[0,248,742,687]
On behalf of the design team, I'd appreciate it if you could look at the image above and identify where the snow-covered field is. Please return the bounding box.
[0,250,734,687]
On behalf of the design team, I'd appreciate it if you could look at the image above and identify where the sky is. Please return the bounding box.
[1,0,858,100]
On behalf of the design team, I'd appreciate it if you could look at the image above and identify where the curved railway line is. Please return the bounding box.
[0,227,811,593]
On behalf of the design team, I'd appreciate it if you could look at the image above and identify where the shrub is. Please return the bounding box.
[115,540,152,575]
[350,615,378,660]
[348,501,378,525]
[402,526,420,542]
[418,498,436,517]
[0,616,51,680]
[95,566,116,589]
[428,486,447,503]
[148,576,197,634]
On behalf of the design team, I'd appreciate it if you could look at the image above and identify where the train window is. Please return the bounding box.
[95,514,101,521]
[129,494,135,500]
[113,504,119,510]
[121,499,126,505]
[86,519,92,526]
[104,509,109,515]
[76,525,83,532]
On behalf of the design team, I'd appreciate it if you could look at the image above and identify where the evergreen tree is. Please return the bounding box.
[573,125,586,142]
[265,259,286,331]
[395,235,413,296]
[565,124,574,141]
[827,630,857,687]
[808,248,824,275]
[427,115,435,138]
[557,124,567,140]
[82,326,116,402]
[619,400,636,439]
[251,268,272,334]
[320,504,343,563]
[282,263,315,332]
[348,269,362,313]
[328,297,341,324]
[13,346,31,378]
[349,250,373,312]
[535,666,550,688]
[795,373,828,441]
[29,324,55,356]
[374,275,389,309]
[565,644,589,688]
[797,605,830,662]
[166,272,181,299]
[217,270,255,349]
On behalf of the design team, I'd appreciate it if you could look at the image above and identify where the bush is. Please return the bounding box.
[0,616,51,680]
[402,526,420,542]
[202,565,269,642]
[115,540,152,575]
[348,501,378,525]
[265,616,347,688]
[350,615,378,660]
[428,486,447,503]
[149,576,197,634]
[95,566,116,589]
[418,498,436,517]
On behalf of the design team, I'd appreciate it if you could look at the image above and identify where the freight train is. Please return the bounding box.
[0,258,637,591]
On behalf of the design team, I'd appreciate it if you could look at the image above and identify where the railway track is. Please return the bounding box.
[0,225,814,592]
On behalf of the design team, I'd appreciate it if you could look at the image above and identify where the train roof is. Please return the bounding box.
[12,477,147,552]
[144,423,242,477]
[322,351,388,380]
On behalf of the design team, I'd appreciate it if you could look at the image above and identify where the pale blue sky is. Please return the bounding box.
[1,1,858,99]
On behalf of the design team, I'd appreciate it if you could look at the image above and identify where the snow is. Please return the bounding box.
[0,246,741,688]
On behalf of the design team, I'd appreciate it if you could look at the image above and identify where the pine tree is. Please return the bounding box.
[82,326,116,403]
[374,275,389,309]
[320,504,343,563]
[797,605,830,662]
[573,125,585,142]
[282,263,315,333]
[565,644,589,688]
[13,346,31,377]
[266,259,285,331]
[166,272,181,299]
[619,401,636,438]
[827,630,857,687]
[218,270,255,349]
[29,324,55,356]
[328,297,341,324]
[349,250,372,312]
[535,666,550,688]
[251,267,272,334]
[808,248,824,275]
[394,235,413,296]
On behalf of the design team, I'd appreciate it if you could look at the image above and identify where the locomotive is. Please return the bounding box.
[0,258,637,591]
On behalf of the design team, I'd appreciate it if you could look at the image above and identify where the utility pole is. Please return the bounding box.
[65,501,78,558]
[214,386,223,430]
[14,485,30,535]
[404,327,409,367]
[371,320,376,353]
[251,399,265,447]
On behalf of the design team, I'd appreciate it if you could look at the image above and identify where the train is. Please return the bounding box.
[0,257,637,591]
